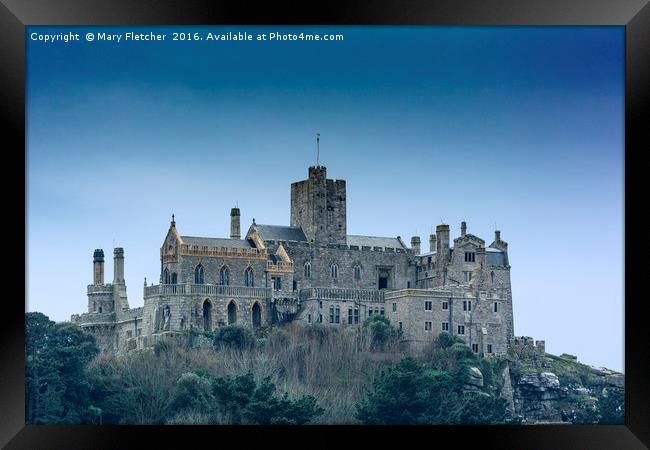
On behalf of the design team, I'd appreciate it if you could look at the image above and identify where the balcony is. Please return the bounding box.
[299,287,384,303]
[266,261,294,273]
[144,283,271,299]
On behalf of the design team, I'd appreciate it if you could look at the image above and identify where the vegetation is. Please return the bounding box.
[26,312,99,424]
[25,312,621,425]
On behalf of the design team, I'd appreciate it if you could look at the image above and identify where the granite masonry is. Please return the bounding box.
[72,165,522,357]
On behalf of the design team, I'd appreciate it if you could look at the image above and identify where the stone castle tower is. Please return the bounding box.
[290,166,347,244]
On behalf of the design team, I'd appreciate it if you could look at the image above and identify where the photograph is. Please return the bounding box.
[24,24,625,427]
[2,0,648,447]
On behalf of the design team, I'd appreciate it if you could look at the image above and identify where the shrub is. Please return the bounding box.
[362,315,399,351]
[213,325,255,351]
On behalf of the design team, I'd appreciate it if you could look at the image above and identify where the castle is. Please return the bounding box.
[72,165,515,356]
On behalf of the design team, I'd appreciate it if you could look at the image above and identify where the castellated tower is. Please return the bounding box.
[290,166,347,244]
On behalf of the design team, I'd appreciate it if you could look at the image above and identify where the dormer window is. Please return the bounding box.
[464,252,476,262]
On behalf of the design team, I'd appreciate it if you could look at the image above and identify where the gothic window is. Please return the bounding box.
[304,262,311,278]
[330,264,338,279]
[171,272,177,284]
[164,268,170,284]
[194,264,205,284]
[252,302,261,328]
[228,301,237,325]
[353,264,361,281]
[203,299,212,332]
[244,267,254,287]
[220,266,230,285]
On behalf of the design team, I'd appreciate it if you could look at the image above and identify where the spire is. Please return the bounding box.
[316,133,320,166]
[171,214,175,227]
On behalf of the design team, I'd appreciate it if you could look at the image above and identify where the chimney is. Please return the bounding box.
[461,221,467,237]
[230,207,241,239]
[495,230,501,242]
[410,236,421,255]
[113,248,125,285]
[429,234,437,252]
[436,224,450,262]
[93,249,105,285]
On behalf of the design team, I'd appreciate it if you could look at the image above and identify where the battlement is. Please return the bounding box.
[508,336,546,357]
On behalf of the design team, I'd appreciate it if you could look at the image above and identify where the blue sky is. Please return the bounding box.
[26,26,624,371]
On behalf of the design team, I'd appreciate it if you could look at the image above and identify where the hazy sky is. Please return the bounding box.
[26,26,624,371]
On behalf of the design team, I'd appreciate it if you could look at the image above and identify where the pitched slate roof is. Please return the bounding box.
[347,235,405,249]
[254,224,308,242]
[181,236,253,248]
[486,248,506,266]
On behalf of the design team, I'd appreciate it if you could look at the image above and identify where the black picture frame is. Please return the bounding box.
[2,0,648,448]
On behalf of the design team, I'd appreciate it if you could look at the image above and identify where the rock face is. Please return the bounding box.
[467,367,484,387]
[505,349,625,424]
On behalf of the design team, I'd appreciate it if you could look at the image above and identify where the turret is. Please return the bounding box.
[113,248,125,284]
[410,236,421,255]
[429,234,437,252]
[230,207,241,239]
[436,224,450,262]
[93,249,105,285]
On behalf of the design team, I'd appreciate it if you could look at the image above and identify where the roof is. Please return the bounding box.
[254,224,307,242]
[181,236,253,248]
[347,235,405,249]
[487,248,506,266]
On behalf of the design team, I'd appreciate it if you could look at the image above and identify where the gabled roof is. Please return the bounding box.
[180,236,253,249]
[347,235,405,249]
[253,224,307,242]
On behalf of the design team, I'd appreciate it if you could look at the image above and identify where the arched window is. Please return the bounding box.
[164,268,170,284]
[171,272,177,284]
[304,262,311,278]
[195,264,205,284]
[220,266,230,285]
[228,301,237,324]
[354,264,361,281]
[491,271,495,283]
[331,264,338,279]
[244,267,254,287]
[252,302,261,328]
[203,299,212,332]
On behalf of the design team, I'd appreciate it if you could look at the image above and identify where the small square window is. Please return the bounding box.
[465,252,476,262]
[457,325,465,335]
[441,322,449,332]
[424,301,432,311]
[392,302,397,312]
[472,344,478,353]
[442,301,449,310]
[487,344,493,354]
[425,321,432,331]
[463,300,472,311]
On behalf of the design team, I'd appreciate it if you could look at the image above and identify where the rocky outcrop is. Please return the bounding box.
[506,350,624,424]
